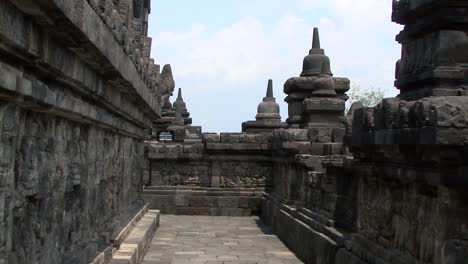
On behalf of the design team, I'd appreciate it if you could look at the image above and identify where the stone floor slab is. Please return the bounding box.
[142,215,303,264]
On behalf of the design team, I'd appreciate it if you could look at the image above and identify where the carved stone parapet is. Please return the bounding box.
[242,120,284,133]
[392,0,468,100]
[352,96,468,145]
[303,97,345,113]
[392,0,468,26]
[87,0,164,102]
[284,76,349,96]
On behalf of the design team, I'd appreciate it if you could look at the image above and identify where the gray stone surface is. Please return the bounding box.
[143,186,263,216]
[3,0,468,263]
[0,0,166,263]
[0,104,149,264]
[145,135,273,189]
[392,0,468,100]
[142,215,303,264]
[109,210,160,264]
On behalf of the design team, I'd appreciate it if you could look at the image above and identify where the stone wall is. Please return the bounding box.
[261,128,352,264]
[146,132,273,188]
[347,103,468,264]
[260,122,467,264]
[1,106,145,263]
[144,133,273,215]
[0,0,165,263]
[258,1,468,264]
[2,0,464,263]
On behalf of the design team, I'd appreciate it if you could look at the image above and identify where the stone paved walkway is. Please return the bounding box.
[142,215,303,264]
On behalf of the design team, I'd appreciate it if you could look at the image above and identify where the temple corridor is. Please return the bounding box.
[142,215,303,264]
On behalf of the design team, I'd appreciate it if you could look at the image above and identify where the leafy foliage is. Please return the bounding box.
[346,83,385,113]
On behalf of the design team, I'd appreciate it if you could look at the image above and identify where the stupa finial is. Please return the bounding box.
[177,88,182,100]
[266,79,273,98]
[312,27,320,49]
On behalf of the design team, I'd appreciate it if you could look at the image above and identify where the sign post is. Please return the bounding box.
[157,131,174,143]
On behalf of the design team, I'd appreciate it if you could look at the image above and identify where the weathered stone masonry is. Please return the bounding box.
[143,1,468,264]
[261,1,468,264]
[0,0,166,263]
[1,0,468,264]
[144,132,273,216]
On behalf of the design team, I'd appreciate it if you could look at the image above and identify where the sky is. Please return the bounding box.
[148,0,403,132]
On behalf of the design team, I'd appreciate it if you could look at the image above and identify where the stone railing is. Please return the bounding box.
[143,132,275,215]
[145,132,274,187]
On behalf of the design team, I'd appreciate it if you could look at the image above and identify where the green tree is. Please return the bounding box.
[346,83,385,113]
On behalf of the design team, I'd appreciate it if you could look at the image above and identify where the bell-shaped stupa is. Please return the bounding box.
[301,28,333,77]
[172,88,192,126]
[242,80,283,133]
[283,28,350,143]
[255,79,281,121]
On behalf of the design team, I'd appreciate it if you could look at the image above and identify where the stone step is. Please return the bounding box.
[142,189,262,196]
[144,185,265,192]
[109,210,160,264]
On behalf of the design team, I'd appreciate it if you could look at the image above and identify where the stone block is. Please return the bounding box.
[144,195,175,207]
[248,198,261,210]
[109,210,160,264]
[220,133,241,143]
[160,206,177,215]
[175,196,188,207]
[165,144,183,154]
[255,133,273,143]
[212,208,232,216]
[323,143,343,155]
[332,128,345,143]
[211,175,221,187]
[264,199,339,264]
[333,77,351,93]
[227,208,251,217]
[443,239,468,264]
[0,62,20,92]
[218,197,238,208]
[280,142,312,154]
[309,127,333,143]
[303,97,345,112]
[202,133,220,142]
[176,207,211,215]
[205,142,269,152]
[188,196,218,207]
[183,143,204,154]
[238,197,250,209]
[16,76,32,96]
[274,128,309,142]
[334,249,367,264]
[239,133,256,143]
[309,143,325,155]
[169,126,185,142]
[210,208,223,216]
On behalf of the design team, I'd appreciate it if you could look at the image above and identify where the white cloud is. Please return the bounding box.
[152,14,307,87]
[299,0,402,96]
[152,1,401,90]
[149,0,403,131]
